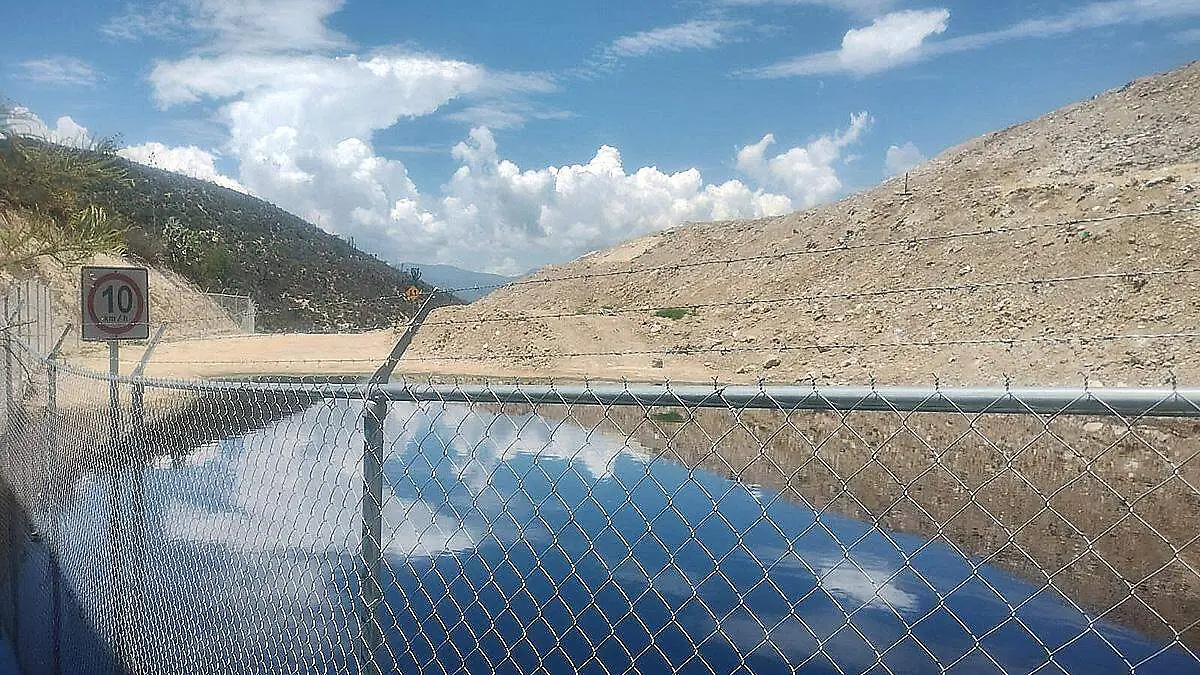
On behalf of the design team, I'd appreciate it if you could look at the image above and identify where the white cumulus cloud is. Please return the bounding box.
[119,142,246,192]
[735,112,872,208]
[1,108,93,147]
[751,9,949,77]
[384,127,798,275]
[839,9,950,74]
[883,141,925,176]
[146,51,554,241]
[144,47,871,273]
[129,0,868,274]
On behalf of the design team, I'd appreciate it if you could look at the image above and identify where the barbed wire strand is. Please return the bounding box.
[62,204,1200,354]
[86,330,1200,367]
[171,204,1198,326]
[406,267,1198,328]
[400,203,1200,299]
[169,266,1194,334]
[73,265,1195,351]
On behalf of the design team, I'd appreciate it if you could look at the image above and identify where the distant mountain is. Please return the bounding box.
[87,158,457,332]
[398,262,516,302]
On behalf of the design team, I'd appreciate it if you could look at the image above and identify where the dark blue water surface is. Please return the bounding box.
[16,401,1198,674]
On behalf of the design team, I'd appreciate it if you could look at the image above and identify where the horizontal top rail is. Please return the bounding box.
[11,334,1198,417]
[382,384,1200,418]
[62,375,1200,421]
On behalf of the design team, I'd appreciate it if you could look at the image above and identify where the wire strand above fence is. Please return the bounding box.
[368,203,1200,300]
[401,267,1200,328]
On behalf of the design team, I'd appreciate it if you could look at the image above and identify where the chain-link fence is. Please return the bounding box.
[1,281,52,447]
[2,342,1200,673]
[203,293,255,334]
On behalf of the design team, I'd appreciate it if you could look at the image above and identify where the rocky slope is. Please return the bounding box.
[411,61,1200,386]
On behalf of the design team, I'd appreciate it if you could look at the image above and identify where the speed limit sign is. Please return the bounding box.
[81,266,150,341]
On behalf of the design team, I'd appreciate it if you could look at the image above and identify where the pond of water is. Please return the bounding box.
[15,400,1196,674]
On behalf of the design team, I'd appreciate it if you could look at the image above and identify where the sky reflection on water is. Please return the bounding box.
[36,400,1197,674]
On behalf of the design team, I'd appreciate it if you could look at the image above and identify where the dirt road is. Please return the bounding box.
[64,327,711,383]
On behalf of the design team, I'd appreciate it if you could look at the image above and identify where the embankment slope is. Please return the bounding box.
[410,62,1200,386]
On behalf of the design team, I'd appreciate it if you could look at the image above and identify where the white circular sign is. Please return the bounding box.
[81,267,150,341]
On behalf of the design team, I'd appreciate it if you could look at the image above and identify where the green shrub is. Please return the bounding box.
[655,307,692,320]
[0,108,129,270]
[199,244,233,283]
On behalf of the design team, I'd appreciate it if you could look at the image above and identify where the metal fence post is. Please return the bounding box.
[360,396,387,675]
[4,294,12,433]
[44,326,68,675]
[130,325,168,426]
[109,341,120,442]
[3,293,14,645]
[358,288,436,673]
[106,341,126,674]
[47,356,60,675]
[123,326,162,675]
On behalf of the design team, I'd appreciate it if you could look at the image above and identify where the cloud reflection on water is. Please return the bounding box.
[42,399,1196,674]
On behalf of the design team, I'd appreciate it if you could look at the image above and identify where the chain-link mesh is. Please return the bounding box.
[203,293,256,334]
[2,352,1199,673]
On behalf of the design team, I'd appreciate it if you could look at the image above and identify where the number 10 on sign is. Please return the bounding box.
[102,284,136,315]
[81,266,151,341]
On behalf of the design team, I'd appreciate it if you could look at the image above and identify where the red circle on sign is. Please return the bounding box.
[86,272,146,336]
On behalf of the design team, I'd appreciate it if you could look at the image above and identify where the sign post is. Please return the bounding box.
[81,265,150,432]
[80,266,148,674]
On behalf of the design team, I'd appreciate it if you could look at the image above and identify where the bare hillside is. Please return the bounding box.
[410,62,1200,386]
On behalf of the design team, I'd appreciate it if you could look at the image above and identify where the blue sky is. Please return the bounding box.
[2,1,1198,274]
